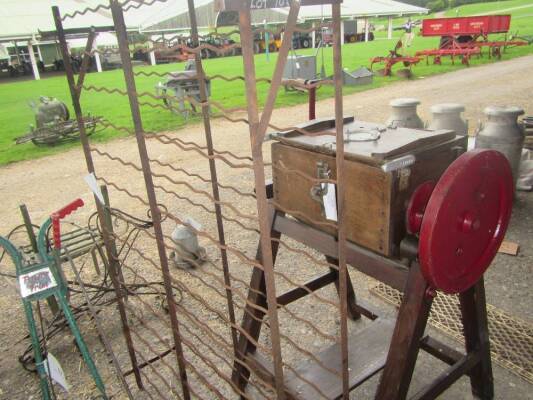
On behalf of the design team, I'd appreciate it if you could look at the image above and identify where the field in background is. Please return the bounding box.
[1,0,532,165]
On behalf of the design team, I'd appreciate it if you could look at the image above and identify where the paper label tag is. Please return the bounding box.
[322,183,337,222]
[19,268,57,298]
[84,173,105,205]
[44,352,69,391]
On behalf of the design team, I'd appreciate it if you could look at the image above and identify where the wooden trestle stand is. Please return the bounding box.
[232,146,514,399]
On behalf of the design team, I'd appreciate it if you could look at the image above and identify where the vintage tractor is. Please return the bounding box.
[15,96,100,146]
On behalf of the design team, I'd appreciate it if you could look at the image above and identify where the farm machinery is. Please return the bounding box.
[370,39,421,76]
[155,60,211,118]
[416,15,529,65]
[15,97,101,146]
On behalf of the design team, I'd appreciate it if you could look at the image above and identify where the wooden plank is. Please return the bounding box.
[276,271,337,306]
[286,318,395,399]
[273,213,409,291]
[272,142,391,255]
[420,336,464,366]
[498,240,519,255]
[248,318,395,400]
[411,353,480,400]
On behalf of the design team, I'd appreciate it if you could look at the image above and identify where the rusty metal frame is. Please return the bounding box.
[51,1,497,399]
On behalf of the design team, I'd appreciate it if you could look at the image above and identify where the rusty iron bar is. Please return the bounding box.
[237,3,305,397]
[64,247,134,400]
[76,29,96,98]
[331,3,349,398]
[52,5,144,390]
[115,256,276,398]
[108,1,191,398]
[187,0,239,354]
[113,229,336,398]
[100,176,343,314]
[256,2,300,143]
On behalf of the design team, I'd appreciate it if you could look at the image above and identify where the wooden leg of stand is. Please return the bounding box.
[232,208,282,393]
[325,255,361,320]
[376,263,432,400]
[459,279,494,400]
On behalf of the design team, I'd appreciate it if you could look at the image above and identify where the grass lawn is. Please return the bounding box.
[1,0,533,166]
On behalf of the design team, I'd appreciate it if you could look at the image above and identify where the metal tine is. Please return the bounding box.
[82,83,250,116]
[91,149,258,221]
[109,1,191,398]
[116,259,276,397]
[147,134,257,164]
[100,179,341,296]
[61,3,111,21]
[148,158,256,198]
[121,0,168,12]
[116,235,336,399]
[152,184,260,234]
[92,121,257,168]
[184,264,338,344]
[147,134,261,169]
[61,0,167,21]
[126,337,182,400]
[270,200,338,228]
[64,247,135,399]
[112,226,341,323]
[273,161,337,184]
[83,86,342,139]
[53,5,144,389]
[134,70,272,84]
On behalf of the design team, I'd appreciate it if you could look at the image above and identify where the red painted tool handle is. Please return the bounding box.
[51,198,84,249]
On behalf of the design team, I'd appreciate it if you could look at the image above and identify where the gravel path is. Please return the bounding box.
[0,54,532,400]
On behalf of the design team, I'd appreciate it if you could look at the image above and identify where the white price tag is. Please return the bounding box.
[44,352,69,392]
[84,173,105,205]
[19,268,57,298]
[322,183,337,222]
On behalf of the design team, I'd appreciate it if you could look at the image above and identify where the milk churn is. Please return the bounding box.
[170,223,206,269]
[428,103,468,135]
[475,105,525,185]
[386,98,424,129]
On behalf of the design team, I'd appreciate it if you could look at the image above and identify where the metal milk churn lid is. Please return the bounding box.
[428,103,468,136]
[386,98,424,129]
[475,105,525,186]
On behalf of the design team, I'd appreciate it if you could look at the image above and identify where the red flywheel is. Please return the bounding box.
[417,149,514,294]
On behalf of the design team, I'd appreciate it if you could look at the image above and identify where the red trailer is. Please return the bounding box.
[421,15,511,37]
[416,15,528,64]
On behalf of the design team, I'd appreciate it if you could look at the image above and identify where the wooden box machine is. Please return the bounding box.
[271,117,467,257]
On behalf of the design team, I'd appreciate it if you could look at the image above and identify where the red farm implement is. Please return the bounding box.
[370,39,421,77]
[416,15,529,65]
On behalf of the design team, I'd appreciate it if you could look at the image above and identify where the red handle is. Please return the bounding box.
[51,198,84,249]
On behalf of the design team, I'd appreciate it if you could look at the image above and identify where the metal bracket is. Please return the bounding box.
[309,160,331,216]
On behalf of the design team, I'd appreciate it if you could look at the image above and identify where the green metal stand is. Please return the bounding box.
[0,202,107,399]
